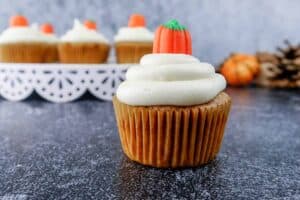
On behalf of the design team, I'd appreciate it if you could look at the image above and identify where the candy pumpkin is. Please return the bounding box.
[84,20,97,30]
[220,53,260,86]
[128,14,146,27]
[40,23,54,34]
[9,15,28,27]
[153,19,192,55]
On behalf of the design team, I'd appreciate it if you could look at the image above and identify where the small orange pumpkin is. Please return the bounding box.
[220,53,260,86]
[153,20,192,55]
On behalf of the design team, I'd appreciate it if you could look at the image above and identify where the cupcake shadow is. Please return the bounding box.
[116,156,223,199]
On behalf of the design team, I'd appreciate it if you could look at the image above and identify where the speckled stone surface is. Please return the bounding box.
[0,88,299,199]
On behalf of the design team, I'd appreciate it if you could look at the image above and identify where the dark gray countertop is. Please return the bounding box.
[0,88,299,200]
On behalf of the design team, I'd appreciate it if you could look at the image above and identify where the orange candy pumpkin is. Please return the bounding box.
[220,53,260,86]
[40,23,54,34]
[9,15,28,27]
[84,20,97,30]
[128,14,146,27]
[153,20,192,55]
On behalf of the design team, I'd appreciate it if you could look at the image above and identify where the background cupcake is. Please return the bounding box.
[0,15,50,63]
[114,14,154,64]
[58,19,110,63]
[40,23,59,62]
[113,20,231,168]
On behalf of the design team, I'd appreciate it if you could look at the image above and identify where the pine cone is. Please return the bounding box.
[255,40,300,88]
[256,52,279,65]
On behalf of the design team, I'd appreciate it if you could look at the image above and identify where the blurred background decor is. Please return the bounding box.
[256,41,300,88]
[1,0,300,65]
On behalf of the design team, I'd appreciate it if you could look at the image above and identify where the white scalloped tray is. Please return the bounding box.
[0,63,131,103]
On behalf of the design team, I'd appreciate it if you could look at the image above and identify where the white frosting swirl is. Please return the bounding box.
[61,19,109,44]
[117,54,226,106]
[42,34,59,44]
[114,27,154,42]
[0,25,47,44]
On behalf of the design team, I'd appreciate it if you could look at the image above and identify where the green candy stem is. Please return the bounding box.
[163,19,186,30]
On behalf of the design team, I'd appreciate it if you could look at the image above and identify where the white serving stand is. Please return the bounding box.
[0,63,131,103]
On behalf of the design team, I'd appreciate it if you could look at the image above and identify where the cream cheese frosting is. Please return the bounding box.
[117,54,226,106]
[61,19,109,44]
[0,24,48,44]
[114,27,154,42]
[42,34,59,44]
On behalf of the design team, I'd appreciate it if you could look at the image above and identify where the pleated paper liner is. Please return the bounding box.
[44,44,58,63]
[113,92,231,168]
[0,43,52,63]
[58,42,110,63]
[115,42,153,64]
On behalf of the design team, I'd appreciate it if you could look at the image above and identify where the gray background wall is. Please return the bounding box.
[0,0,299,65]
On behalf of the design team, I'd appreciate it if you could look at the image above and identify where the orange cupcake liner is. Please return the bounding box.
[115,42,153,64]
[44,44,58,63]
[58,42,110,64]
[0,43,52,63]
[113,92,231,168]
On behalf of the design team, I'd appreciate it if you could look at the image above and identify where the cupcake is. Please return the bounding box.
[40,23,59,62]
[114,14,154,63]
[0,15,51,63]
[58,19,110,63]
[113,20,231,168]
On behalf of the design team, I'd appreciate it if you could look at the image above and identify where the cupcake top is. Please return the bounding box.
[114,14,154,42]
[116,20,226,106]
[61,19,109,44]
[0,15,48,44]
[40,23,59,43]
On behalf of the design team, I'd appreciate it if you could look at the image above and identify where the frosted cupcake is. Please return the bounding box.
[40,23,59,62]
[113,20,231,168]
[58,19,110,63]
[114,14,154,63]
[0,15,50,63]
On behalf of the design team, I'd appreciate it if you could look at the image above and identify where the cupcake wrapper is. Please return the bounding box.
[44,44,58,63]
[115,42,153,64]
[58,42,110,64]
[113,92,231,168]
[0,43,51,63]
